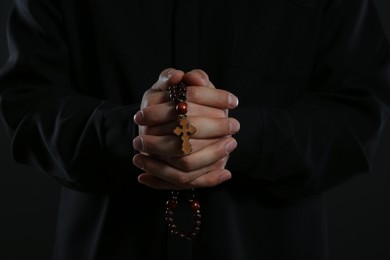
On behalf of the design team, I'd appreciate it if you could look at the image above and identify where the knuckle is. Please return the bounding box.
[216,157,228,168]
[216,109,227,118]
[176,173,190,185]
[203,178,217,187]
[177,156,194,172]
[148,93,162,106]
[141,107,157,125]
[141,126,154,135]
[186,86,198,101]
[225,119,232,134]
[196,176,218,188]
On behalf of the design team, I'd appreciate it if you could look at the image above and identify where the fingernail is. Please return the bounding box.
[228,94,239,108]
[137,175,144,184]
[133,136,144,152]
[133,155,145,170]
[167,69,176,78]
[133,110,144,125]
[225,139,237,154]
[229,119,240,134]
[192,69,208,80]
[219,171,232,183]
[137,174,146,184]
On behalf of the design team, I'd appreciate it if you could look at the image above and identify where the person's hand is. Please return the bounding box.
[132,68,240,190]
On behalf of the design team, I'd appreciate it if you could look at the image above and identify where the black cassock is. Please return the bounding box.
[1,0,389,259]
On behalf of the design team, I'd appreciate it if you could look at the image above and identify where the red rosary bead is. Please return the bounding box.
[190,200,200,211]
[176,101,188,115]
[167,199,178,210]
[165,190,201,240]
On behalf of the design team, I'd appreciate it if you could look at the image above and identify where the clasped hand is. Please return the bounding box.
[132,68,240,190]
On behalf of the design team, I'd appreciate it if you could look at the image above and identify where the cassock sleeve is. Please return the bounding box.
[227,0,390,198]
[0,0,141,193]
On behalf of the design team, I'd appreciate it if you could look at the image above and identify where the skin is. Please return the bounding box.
[132,68,240,190]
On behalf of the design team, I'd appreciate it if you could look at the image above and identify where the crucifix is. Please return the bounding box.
[174,115,197,154]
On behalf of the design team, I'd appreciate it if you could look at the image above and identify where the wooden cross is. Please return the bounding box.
[173,116,197,154]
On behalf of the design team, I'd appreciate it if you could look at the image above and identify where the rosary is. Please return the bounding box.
[165,82,201,240]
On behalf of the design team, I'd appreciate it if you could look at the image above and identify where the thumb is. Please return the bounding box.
[151,68,185,91]
[183,69,216,88]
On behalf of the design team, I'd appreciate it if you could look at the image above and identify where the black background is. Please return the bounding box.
[0,1,389,259]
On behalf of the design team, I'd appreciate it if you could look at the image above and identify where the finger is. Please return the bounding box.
[183,69,215,88]
[137,169,232,190]
[133,134,222,156]
[133,136,237,172]
[163,137,237,171]
[188,169,232,187]
[133,135,180,156]
[186,117,240,138]
[186,86,239,110]
[134,102,228,126]
[134,102,176,126]
[133,154,209,187]
[139,117,240,138]
[133,153,227,186]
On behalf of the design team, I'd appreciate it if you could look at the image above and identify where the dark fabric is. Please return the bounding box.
[0,0,389,259]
